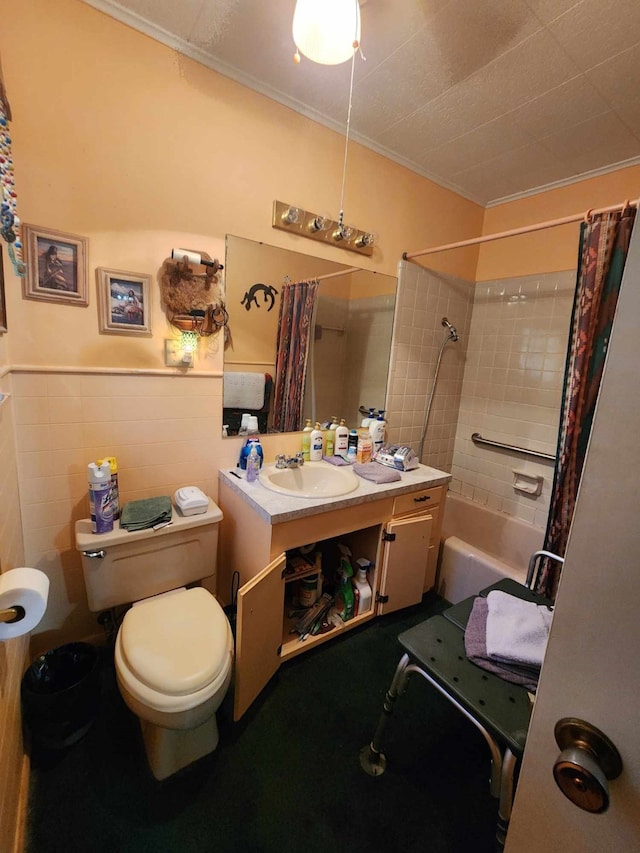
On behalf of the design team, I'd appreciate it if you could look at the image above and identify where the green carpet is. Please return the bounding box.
[26,594,498,852]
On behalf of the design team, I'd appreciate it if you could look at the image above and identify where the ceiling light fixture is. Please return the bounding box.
[292,0,361,66]
[275,2,374,257]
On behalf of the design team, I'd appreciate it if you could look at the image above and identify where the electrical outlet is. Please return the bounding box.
[164,339,194,368]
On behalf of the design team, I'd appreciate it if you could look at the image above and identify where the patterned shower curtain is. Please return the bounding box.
[539,206,637,599]
[272,279,319,433]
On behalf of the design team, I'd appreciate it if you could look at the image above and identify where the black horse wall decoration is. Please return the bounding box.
[241,282,278,312]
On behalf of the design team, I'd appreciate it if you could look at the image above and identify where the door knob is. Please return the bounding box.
[553,717,623,813]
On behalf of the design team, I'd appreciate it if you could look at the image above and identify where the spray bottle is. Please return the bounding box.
[353,558,373,616]
[88,461,114,534]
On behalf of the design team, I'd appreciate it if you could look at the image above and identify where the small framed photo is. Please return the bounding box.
[96,268,152,335]
[0,246,6,332]
[23,224,89,306]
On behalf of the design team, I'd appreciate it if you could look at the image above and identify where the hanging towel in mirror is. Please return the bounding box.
[223,372,266,409]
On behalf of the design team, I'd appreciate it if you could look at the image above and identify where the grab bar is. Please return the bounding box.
[471,432,556,462]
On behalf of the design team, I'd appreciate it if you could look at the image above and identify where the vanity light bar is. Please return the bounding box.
[272,200,374,257]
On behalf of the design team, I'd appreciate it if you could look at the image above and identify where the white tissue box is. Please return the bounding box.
[174,486,209,516]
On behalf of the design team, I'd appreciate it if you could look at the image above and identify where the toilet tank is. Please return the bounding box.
[75,498,223,612]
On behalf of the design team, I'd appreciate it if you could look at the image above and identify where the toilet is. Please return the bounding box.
[75,497,233,781]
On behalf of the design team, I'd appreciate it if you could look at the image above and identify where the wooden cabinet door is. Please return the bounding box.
[234,553,285,720]
[376,515,432,616]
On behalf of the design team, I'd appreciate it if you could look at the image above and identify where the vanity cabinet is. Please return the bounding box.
[218,475,446,720]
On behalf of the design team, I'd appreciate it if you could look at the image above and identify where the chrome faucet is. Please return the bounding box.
[275,452,305,469]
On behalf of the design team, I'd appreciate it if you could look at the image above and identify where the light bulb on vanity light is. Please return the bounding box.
[354,232,375,249]
[281,206,303,225]
[307,215,331,233]
[332,224,356,242]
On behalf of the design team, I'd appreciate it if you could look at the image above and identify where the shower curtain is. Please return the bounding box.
[539,206,637,599]
[272,279,319,433]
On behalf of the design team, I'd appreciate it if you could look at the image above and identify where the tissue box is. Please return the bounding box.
[174,486,209,516]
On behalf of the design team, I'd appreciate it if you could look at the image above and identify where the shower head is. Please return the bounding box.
[441,317,459,342]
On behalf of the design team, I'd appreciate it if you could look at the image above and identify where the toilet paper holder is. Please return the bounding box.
[0,605,25,624]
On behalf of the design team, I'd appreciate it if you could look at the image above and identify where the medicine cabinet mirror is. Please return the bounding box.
[223,235,396,436]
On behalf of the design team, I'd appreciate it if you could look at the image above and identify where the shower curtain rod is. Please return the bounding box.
[403,197,639,260]
[286,266,360,286]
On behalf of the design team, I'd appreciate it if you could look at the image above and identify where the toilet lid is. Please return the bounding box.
[121,587,230,696]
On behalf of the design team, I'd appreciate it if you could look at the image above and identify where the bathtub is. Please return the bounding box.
[437,492,545,603]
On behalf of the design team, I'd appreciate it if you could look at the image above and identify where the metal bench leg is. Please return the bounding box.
[394,663,504,799]
[360,653,412,776]
[496,748,518,850]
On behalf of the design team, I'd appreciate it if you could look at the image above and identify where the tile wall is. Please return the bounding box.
[0,376,29,850]
[386,261,475,472]
[11,371,221,649]
[450,271,575,526]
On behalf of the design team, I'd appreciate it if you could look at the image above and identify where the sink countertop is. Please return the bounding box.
[219,463,451,524]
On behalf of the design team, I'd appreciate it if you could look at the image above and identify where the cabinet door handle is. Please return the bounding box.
[413,495,431,503]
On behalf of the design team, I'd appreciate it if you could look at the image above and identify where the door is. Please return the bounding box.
[376,514,432,615]
[506,222,640,851]
[234,553,285,721]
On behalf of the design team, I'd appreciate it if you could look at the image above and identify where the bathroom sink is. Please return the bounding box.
[258,461,359,499]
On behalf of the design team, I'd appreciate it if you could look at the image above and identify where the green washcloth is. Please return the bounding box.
[120,496,172,532]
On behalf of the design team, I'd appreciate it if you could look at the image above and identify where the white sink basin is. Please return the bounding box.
[258,461,359,499]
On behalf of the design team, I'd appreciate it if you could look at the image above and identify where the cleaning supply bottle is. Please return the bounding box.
[97,456,119,520]
[245,443,260,482]
[369,410,386,458]
[310,422,324,461]
[334,418,349,456]
[353,558,373,616]
[301,419,313,461]
[88,461,113,534]
[335,557,355,622]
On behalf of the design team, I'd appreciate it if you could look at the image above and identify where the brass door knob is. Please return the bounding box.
[553,717,623,813]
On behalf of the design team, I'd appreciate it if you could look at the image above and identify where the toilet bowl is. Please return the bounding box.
[114,587,233,780]
[75,496,232,780]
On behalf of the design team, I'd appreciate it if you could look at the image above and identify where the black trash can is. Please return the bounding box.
[21,642,101,749]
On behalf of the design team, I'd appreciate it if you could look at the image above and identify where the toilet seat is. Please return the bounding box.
[115,587,233,714]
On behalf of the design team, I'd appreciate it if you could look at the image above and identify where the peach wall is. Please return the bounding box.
[1,0,483,378]
[476,164,640,281]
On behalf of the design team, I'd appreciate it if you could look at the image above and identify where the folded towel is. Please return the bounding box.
[485,590,553,669]
[464,597,540,691]
[322,454,351,466]
[120,496,172,532]
[352,462,401,484]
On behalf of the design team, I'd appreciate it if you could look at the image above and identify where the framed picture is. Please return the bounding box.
[22,224,89,306]
[96,268,152,335]
[0,246,6,332]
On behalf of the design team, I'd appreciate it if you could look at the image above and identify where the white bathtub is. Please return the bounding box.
[437,492,545,603]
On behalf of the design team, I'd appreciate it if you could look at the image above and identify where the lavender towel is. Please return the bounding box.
[464,597,540,692]
[322,454,351,466]
[485,590,553,668]
[352,462,402,484]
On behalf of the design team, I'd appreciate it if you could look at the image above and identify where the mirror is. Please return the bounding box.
[223,236,397,435]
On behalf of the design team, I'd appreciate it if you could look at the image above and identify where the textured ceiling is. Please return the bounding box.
[84,0,640,205]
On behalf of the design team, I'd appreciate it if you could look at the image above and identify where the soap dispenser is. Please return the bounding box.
[301,419,313,461]
[310,422,324,461]
[369,410,386,458]
[334,419,349,456]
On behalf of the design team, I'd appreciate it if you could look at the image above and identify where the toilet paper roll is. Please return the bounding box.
[0,567,49,640]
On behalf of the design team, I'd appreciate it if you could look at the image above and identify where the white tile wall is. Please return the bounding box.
[386,261,475,472]
[450,271,575,526]
[11,371,221,648]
